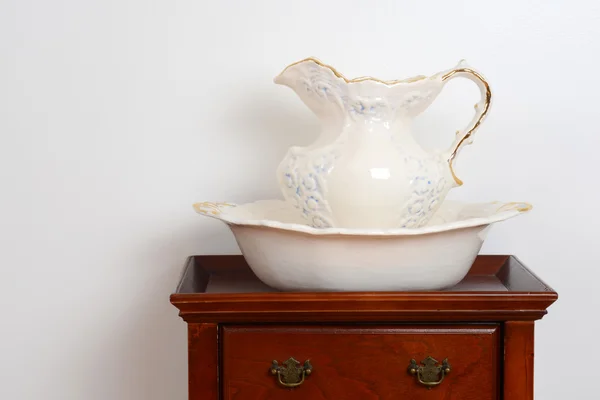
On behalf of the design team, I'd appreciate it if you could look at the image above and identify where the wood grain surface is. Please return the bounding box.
[504,321,535,400]
[188,323,218,400]
[221,324,500,400]
[170,255,557,324]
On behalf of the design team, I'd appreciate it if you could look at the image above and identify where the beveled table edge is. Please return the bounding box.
[170,254,558,323]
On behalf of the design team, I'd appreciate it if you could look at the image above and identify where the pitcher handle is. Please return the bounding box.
[441,63,492,186]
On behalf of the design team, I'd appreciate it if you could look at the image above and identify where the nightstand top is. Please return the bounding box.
[170,255,557,323]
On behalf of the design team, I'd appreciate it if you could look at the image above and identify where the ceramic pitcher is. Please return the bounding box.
[274,57,492,229]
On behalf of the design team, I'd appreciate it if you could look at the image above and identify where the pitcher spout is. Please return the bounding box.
[275,56,430,86]
[274,57,464,122]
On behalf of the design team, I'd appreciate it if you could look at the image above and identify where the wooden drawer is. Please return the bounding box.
[222,324,500,399]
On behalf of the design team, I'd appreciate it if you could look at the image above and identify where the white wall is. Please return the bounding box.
[1,0,598,398]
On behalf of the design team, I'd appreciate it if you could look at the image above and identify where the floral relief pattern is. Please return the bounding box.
[279,147,340,229]
[296,65,438,121]
[390,136,451,228]
[396,171,448,228]
[280,147,450,229]
[277,62,453,229]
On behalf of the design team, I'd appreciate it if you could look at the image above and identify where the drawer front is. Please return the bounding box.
[222,324,499,400]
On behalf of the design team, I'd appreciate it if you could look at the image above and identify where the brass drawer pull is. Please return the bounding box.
[408,356,451,388]
[270,357,312,388]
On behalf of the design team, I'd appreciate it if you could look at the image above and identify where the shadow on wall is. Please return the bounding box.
[92,85,319,399]
[209,85,321,201]
[96,225,236,400]
[222,81,321,148]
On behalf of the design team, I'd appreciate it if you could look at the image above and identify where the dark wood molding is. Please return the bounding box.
[503,321,535,400]
[170,255,558,323]
[170,254,557,399]
[187,323,218,399]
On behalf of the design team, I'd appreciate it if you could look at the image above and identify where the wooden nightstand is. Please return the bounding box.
[170,255,557,399]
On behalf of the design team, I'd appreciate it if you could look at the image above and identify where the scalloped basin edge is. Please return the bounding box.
[191,199,532,292]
